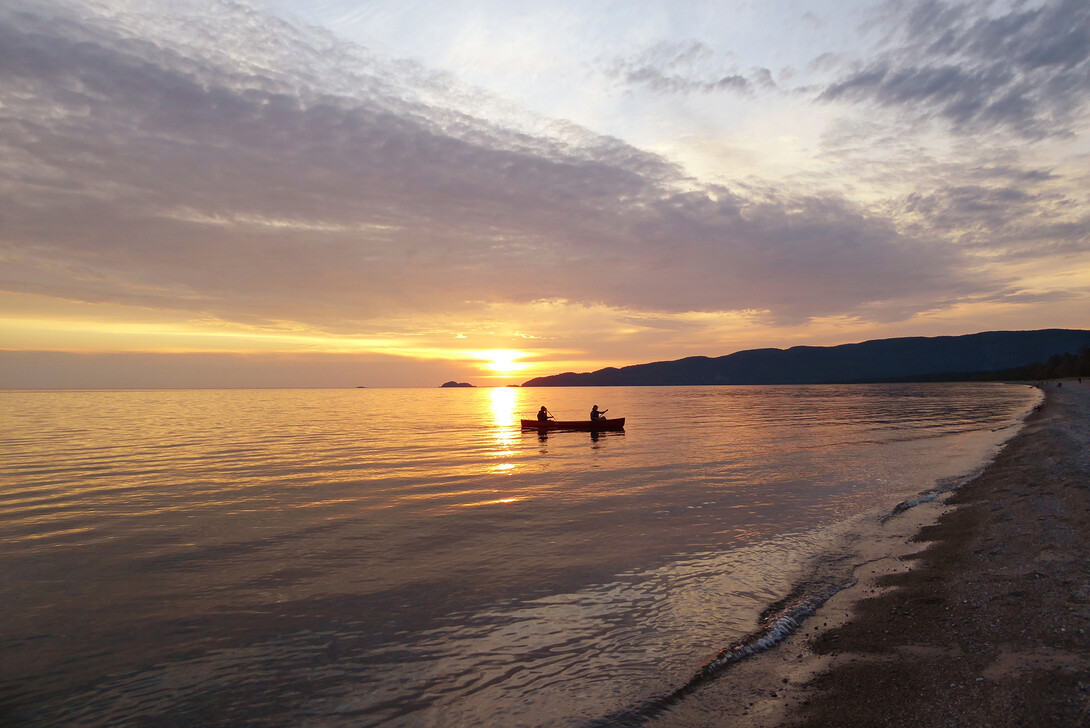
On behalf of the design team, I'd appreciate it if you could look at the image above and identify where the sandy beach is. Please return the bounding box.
[649,381,1090,727]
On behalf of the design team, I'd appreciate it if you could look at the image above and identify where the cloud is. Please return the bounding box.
[819,0,1090,139]
[899,183,1053,243]
[0,0,1033,341]
[600,40,775,95]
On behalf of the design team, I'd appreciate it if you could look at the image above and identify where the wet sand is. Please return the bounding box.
[649,382,1090,727]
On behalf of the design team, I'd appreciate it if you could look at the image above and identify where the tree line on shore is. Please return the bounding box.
[892,347,1090,383]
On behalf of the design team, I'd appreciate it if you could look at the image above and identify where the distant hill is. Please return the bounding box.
[521,329,1090,387]
[440,381,475,388]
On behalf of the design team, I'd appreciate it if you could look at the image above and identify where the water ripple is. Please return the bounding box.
[0,384,1040,726]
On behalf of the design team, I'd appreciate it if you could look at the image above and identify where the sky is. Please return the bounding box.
[1,0,1088,388]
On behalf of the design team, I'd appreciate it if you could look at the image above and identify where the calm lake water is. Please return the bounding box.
[1,384,1039,726]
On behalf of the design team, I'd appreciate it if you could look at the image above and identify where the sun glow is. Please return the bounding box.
[477,349,529,374]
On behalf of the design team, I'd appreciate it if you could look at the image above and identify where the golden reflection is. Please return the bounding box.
[11,526,93,544]
[489,385,519,472]
[489,385,516,420]
[454,497,522,508]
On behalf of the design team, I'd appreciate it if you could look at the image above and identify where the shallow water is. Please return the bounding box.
[0,384,1039,726]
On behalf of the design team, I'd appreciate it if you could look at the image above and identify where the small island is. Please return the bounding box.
[440,381,475,388]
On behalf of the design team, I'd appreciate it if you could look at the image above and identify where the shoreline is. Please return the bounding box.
[648,381,1090,727]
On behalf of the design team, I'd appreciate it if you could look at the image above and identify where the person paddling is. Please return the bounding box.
[590,404,607,422]
[537,406,555,422]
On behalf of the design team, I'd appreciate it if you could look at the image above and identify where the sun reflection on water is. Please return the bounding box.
[455,496,522,507]
[489,387,518,441]
[488,386,519,473]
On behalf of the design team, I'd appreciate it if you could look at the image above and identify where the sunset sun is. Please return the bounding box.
[478,349,528,374]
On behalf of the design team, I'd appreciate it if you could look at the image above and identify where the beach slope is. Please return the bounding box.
[789,383,1090,726]
[651,383,1090,727]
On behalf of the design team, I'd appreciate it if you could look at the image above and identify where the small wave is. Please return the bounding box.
[584,579,854,727]
[879,488,944,524]
[879,461,990,524]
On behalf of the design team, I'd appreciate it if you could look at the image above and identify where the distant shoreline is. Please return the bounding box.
[521,329,1090,387]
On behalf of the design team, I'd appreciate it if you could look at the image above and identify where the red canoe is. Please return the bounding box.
[520,418,625,431]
